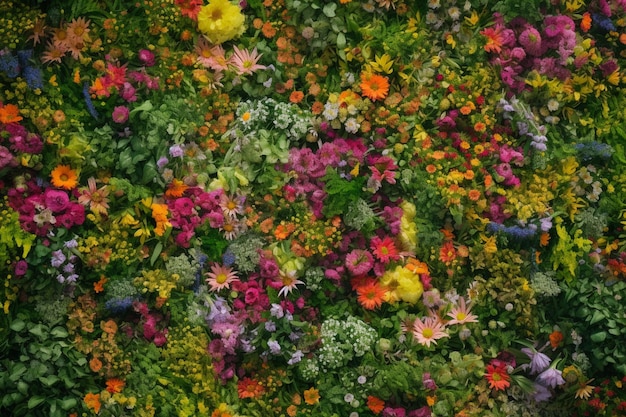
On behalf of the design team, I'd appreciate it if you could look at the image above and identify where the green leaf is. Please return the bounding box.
[590,331,607,342]
[60,398,77,410]
[10,319,25,332]
[151,242,163,266]
[28,324,44,338]
[50,326,68,339]
[322,3,336,17]
[39,375,60,387]
[28,396,45,409]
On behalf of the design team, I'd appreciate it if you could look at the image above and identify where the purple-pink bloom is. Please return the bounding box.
[345,249,374,276]
[138,49,156,66]
[521,347,551,374]
[112,105,130,123]
[44,189,70,213]
[537,367,565,388]
[518,26,543,56]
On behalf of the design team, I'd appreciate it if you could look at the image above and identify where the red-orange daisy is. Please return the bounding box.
[360,73,390,102]
[356,279,387,310]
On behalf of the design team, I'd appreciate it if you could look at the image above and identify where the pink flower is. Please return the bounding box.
[112,105,129,124]
[230,46,265,75]
[138,49,155,66]
[44,189,70,213]
[345,249,374,276]
[518,27,543,56]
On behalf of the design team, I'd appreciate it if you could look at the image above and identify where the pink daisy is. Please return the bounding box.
[413,316,449,348]
[230,46,266,76]
[277,270,304,297]
[446,297,479,325]
[205,263,239,292]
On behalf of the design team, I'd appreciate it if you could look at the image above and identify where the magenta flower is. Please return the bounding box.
[44,188,70,213]
[345,249,374,276]
[138,49,155,66]
[518,26,543,56]
[111,105,129,123]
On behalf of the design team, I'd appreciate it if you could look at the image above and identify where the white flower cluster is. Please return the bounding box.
[234,98,312,141]
[317,316,378,369]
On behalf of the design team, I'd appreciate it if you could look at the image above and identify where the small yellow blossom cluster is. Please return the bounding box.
[160,323,216,398]
[503,171,555,223]
[76,223,138,270]
[134,268,179,301]
[289,211,342,258]
[0,2,43,49]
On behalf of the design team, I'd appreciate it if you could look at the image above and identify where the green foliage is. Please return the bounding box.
[322,169,367,218]
[0,309,95,417]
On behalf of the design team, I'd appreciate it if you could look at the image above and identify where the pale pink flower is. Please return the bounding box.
[205,263,239,292]
[446,297,479,325]
[413,316,449,347]
[230,46,266,75]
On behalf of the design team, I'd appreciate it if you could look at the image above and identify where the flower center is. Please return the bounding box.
[212,9,222,20]
[215,272,228,284]
[422,328,434,338]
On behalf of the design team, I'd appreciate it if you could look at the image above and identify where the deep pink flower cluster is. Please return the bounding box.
[485,14,577,92]
[7,179,85,236]
[166,187,227,248]
[0,122,43,170]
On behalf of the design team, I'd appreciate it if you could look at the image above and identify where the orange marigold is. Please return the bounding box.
[50,165,79,190]
[360,73,390,102]
[0,103,23,124]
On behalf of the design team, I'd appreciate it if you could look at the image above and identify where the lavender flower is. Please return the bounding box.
[287,350,304,365]
[521,347,551,374]
[267,340,281,355]
[537,367,565,388]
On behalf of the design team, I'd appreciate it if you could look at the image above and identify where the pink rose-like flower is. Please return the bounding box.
[44,189,70,213]
[138,49,156,66]
[14,260,28,276]
[112,105,130,124]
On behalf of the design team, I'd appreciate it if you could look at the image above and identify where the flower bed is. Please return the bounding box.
[1,0,626,416]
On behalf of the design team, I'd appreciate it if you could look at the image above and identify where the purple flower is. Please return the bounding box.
[521,347,551,374]
[533,382,553,402]
[157,156,169,169]
[51,249,66,268]
[112,105,130,124]
[270,303,284,319]
[287,350,304,365]
[345,249,374,276]
[422,372,438,391]
[267,340,281,355]
[537,367,565,388]
[518,26,543,56]
[169,144,184,158]
[14,260,28,276]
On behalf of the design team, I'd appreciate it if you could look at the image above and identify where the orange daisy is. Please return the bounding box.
[485,362,511,391]
[165,178,188,198]
[360,73,390,102]
[356,279,387,310]
[238,377,265,399]
[50,165,79,190]
[106,378,125,393]
[0,103,23,124]
[367,396,385,414]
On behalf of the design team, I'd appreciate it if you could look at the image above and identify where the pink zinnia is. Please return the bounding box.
[345,249,375,276]
[230,46,266,75]
[518,27,543,56]
[44,189,70,213]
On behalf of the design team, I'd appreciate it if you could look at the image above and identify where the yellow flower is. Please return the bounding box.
[197,0,246,45]
[381,265,424,304]
[303,387,320,405]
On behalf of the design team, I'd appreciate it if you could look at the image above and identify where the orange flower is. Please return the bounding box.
[101,319,118,334]
[289,90,304,104]
[286,405,298,417]
[549,330,563,349]
[93,275,107,293]
[360,73,390,102]
[367,396,385,414]
[50,165,79,190]
[580,12,592,33]
[84,392,101,414]
[439,241,457,264]
[468,189,481,201]
[303,387,320,405]
[106,378,125,393]
[165,178,188,198]
[485,362,511,390]
[274,222,295,240]
[238,377,265,399]
[0,103,23,124]
[89,357,103,373]
[356,279,387,310]
[540,232,550,246]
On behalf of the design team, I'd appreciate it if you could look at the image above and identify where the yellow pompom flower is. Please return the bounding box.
[197,0,245,45]
[380,265,424,304]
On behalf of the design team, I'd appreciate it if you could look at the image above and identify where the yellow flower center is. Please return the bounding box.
[422,328,433,338]
[215,272,228,284]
